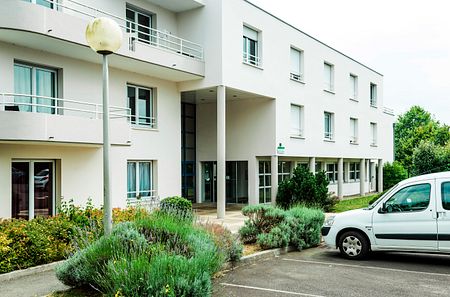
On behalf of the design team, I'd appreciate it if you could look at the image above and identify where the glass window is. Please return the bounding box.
[350,118,358,143]
[278,161,291,184]
[127,85,155,128]
[324,63,334,92]
[349,162,360,182]
[126,7,154,44]
[290,47,303,81]
[127,161,153,199]
[350,74,358,99]
[370,122,377,145]
[259,161,271,203]
[442,182,450,210]
[370,83,377,106]
[324,112,334,140]
[290,104,303,136]
[385,183,431,213]
[243,26,259,66]
[326,163,337,183]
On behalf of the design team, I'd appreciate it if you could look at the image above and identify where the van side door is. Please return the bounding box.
[437,178,450,252]
[372,180,438,251]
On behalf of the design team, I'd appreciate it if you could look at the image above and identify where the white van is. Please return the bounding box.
[322,171,450,259]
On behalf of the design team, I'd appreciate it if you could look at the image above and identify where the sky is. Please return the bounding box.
[249,0,450,124]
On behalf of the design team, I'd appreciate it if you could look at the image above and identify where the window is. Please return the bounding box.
[278,161,291,184]
[290,47,303,81]
[315,162,323,173]
[127,161,153,199]
[258,161,271,203]
[350,118,358,143]
[290,104,304,137]
[350,74,358,100]
[442,182,450,210]
[14,63,57,114]
[324,62,334,92]
[126,6,155,47]
[349,162,360,181]
[25,0,55,9]
[370,83,377,107]
[326,163,338,183]
[127,84,155,128]
[324,112,334,140]
[243,25,260,66]
[385,183,431,213]
[370,122,377,146]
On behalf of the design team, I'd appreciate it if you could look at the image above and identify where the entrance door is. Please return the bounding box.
[372,181,438,251]
[202,162,216,203]
[12,161,54,219]
[437,179,450,252]
[226,161,248,204]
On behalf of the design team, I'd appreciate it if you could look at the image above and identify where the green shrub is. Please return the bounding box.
[257,223,290,249]
[199,222,243,262]
[286,206,324,250]
[383,161,408,189]
[276,166,335,211]
[160,196,192,212]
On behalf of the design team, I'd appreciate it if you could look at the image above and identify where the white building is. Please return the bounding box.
[0,0,394,219]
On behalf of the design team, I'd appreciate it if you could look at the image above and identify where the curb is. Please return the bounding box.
[0,261,64,282]
[223,246,296,270]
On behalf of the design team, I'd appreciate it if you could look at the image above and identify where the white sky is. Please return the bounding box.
[249,0,450,124]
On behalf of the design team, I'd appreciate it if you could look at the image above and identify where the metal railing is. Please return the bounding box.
[370,98,377,107]
[0,93,130,120]
[350,136,358,144]
[383,107,395,115]
[324,131,334,140]
[290,128,303,137]
[243,52,261,67]
[324,82,334,92]
[127,191,159,212]
[290,72,304,82]
[29,0,204,60]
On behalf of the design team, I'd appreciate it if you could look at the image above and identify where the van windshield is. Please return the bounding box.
[367,186,397,210]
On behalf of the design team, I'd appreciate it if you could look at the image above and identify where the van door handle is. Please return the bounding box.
[437,212,446,219]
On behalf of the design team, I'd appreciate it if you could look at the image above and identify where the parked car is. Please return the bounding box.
[322,171,450,259]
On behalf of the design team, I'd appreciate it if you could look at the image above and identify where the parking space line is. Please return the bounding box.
[220,282,326,297]
[282,258,450,278]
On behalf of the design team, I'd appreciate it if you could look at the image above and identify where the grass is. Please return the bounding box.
[332,194,377,213]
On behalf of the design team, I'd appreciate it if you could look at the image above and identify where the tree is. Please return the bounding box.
[383,161,408,189]
[412,141,450,175]
[394,106,450,174]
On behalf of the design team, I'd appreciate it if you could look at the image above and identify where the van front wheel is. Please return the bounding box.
[338,231,369,260]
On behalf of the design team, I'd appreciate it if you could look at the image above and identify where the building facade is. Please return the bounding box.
[0,0,394,219]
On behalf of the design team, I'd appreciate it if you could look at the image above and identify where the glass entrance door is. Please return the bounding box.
[11,161,54,219]
[202,162,216,203]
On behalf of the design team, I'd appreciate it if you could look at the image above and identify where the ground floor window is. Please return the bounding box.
[127,161,153,199]
[11,160,54,219]
[259,161,271,203]
[349,162,360,182]
[278,161,291,184]
[326,163,338,183]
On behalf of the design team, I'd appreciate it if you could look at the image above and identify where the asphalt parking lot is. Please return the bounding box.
[213,245,450,297]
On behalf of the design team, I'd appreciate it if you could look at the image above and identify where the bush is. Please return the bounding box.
[56,211,224,297]
[383,161,408,189]
[276,166,335,211]
[199,222,243,262]
[239,205,324,251]
[160,196,192,212]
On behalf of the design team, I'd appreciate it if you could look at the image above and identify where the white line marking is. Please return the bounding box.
[220,283,326,297]
[282,258,450,278]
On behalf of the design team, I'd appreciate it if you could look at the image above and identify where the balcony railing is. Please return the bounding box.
[126,190,159,212]
[28,0,204,60]
[0,93,130,120]
[383,107,395,115]
[243,52,261,67]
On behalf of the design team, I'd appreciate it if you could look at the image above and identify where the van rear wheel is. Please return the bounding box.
[338,231,369,260]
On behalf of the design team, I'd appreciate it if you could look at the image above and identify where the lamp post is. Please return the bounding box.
[85,17,122,235]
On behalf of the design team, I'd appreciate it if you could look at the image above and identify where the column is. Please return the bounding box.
[360,158,366,196]
[378,159,383,193]
[248,157,259,205]
[337,158,344,199]
[271,155,278,206]
[321,161,326,172]
[344,161,350,183]
[196,161,202,203]
[217,85,226,219]
[309,157,316,174]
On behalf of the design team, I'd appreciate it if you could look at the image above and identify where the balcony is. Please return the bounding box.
[0,93,131,145]
[0,0,205,81]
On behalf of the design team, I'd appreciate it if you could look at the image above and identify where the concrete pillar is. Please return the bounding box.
[248,157,259,205]
[271,155,278,206]
[196,161,202,203]
[321,161,326,172]
[344,161,350,183]
[309,157,316,174]
[337,158,344,199]
[217,85,226,218]
[378,159,383,193]
[360,158,366,196]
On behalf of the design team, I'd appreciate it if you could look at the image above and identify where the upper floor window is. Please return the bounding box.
[370,122,377,146]
[243,25,260,66]
[290,104,304,137]
[324,62,334,92]
[25,0,54,9]
[370,83,377,107]
[278,161,291,184]
[350,117,358,144]
[324,112,334,140]
[350,74,358,100]
[290,47,304,82]
[126,6,155,47]
[127,84,156,128]
[127,161,154,199]
[14,62,57,114]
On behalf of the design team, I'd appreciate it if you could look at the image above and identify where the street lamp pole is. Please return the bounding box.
[86,17,122,235]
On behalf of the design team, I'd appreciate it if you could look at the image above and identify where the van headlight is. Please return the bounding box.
[324,216,335,227]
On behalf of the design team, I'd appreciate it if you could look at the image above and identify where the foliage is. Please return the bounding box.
[56,211,224,297]
[332,195,378,213]
[199,222,243,262]
[276,166,335,211]
[383,161,408,189]
[239,205,324,251]
[160,196,192,212]
[394,106,450,174]
[412,141,450,176]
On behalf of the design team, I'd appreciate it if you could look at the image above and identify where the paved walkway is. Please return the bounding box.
[0,270,68,297]
[195,204,247,234]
